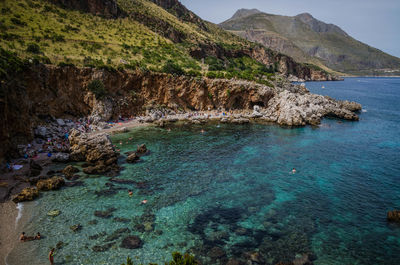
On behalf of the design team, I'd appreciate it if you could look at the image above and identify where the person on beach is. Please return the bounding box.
[49,248,55,265]
[19,232,26,241]
[35,232,41,240]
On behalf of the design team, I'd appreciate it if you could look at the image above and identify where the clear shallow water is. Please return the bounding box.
[7,78,400,265]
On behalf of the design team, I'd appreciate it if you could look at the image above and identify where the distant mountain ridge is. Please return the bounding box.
[220,9,400,75]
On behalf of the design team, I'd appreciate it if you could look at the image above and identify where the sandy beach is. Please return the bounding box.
[0,201,19,265]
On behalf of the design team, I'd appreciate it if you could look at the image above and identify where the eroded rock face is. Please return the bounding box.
[12,187,39,203]
[69,129,119,174]
[36,176,65,191]
[387,210,400,223]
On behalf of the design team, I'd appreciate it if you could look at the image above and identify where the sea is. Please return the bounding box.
[5,77,400,265]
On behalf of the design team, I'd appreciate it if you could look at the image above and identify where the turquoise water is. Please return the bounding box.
[7,78,400,265]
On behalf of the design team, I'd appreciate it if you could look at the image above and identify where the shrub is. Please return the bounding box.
[162,60,184,75]
[88,79,106,99]
[186,70,201,77]
[58,62,75,67]
[26,43,41,54]
[206,71,217,79]
[10,17,27,26]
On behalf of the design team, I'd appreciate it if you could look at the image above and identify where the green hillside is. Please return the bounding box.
[0,0,283,85]
[220,9,400,75]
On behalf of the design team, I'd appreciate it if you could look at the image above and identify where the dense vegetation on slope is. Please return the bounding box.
[0,0,334,84]
[220,9,400,75]
[0,0,279,84]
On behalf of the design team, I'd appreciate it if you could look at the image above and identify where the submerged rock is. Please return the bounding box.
[387,210,400,223]
[92,242,114,252]
[47,209,61,217]
[126,153,139,163]
[208,246,226,259]
[94,207,117,218]
[120,235,142,249]
[70,224,82,232]
[104,228,130,242]
[36,176,65,191]
[12,187,39,203]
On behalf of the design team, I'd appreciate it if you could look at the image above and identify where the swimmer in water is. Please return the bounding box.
[292,168,296,174]
[201,129,205,134]
[141,199,148,204]
[128,190,133,197]
[19,232,26,242]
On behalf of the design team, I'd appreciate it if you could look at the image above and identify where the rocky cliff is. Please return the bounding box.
[0,63,360,161]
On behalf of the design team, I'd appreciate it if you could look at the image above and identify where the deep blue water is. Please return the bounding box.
[7,78,400,265]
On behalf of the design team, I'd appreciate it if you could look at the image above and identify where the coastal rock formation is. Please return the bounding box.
[262,90,361,126]
[69,129,119,174]
[36,176,65,191]
[1,65,361,161]
[387,210,400,223]
[12,187,39,203]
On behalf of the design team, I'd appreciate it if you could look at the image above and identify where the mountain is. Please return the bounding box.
[220,9,400,75]
[0,0,336,81]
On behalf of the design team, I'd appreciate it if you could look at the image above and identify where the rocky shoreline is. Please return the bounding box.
[1,77,363,203]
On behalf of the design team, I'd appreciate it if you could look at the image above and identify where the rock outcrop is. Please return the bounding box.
[12,187,39,203]
[262,90,361,126]
[36,176,65,191]
[69,129,119,174]
[62,165,80,178]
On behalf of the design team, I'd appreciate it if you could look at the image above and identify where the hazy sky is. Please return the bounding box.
[180,0,400,58]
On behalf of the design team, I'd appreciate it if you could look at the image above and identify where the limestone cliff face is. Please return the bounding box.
[0,65,275,159]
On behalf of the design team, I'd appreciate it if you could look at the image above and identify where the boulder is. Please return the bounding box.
[120,235,142,249]
[36,176,65,191]
[62,165,79,177]
[52,153,70,162]
[56,119,66,126]
[126,153,139,163]
[69,129,119,174]
[12,187,39,203]
[34,126,47,138]
[112,127,129,134]
[387,210,400,223]
[136,144,148,154]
